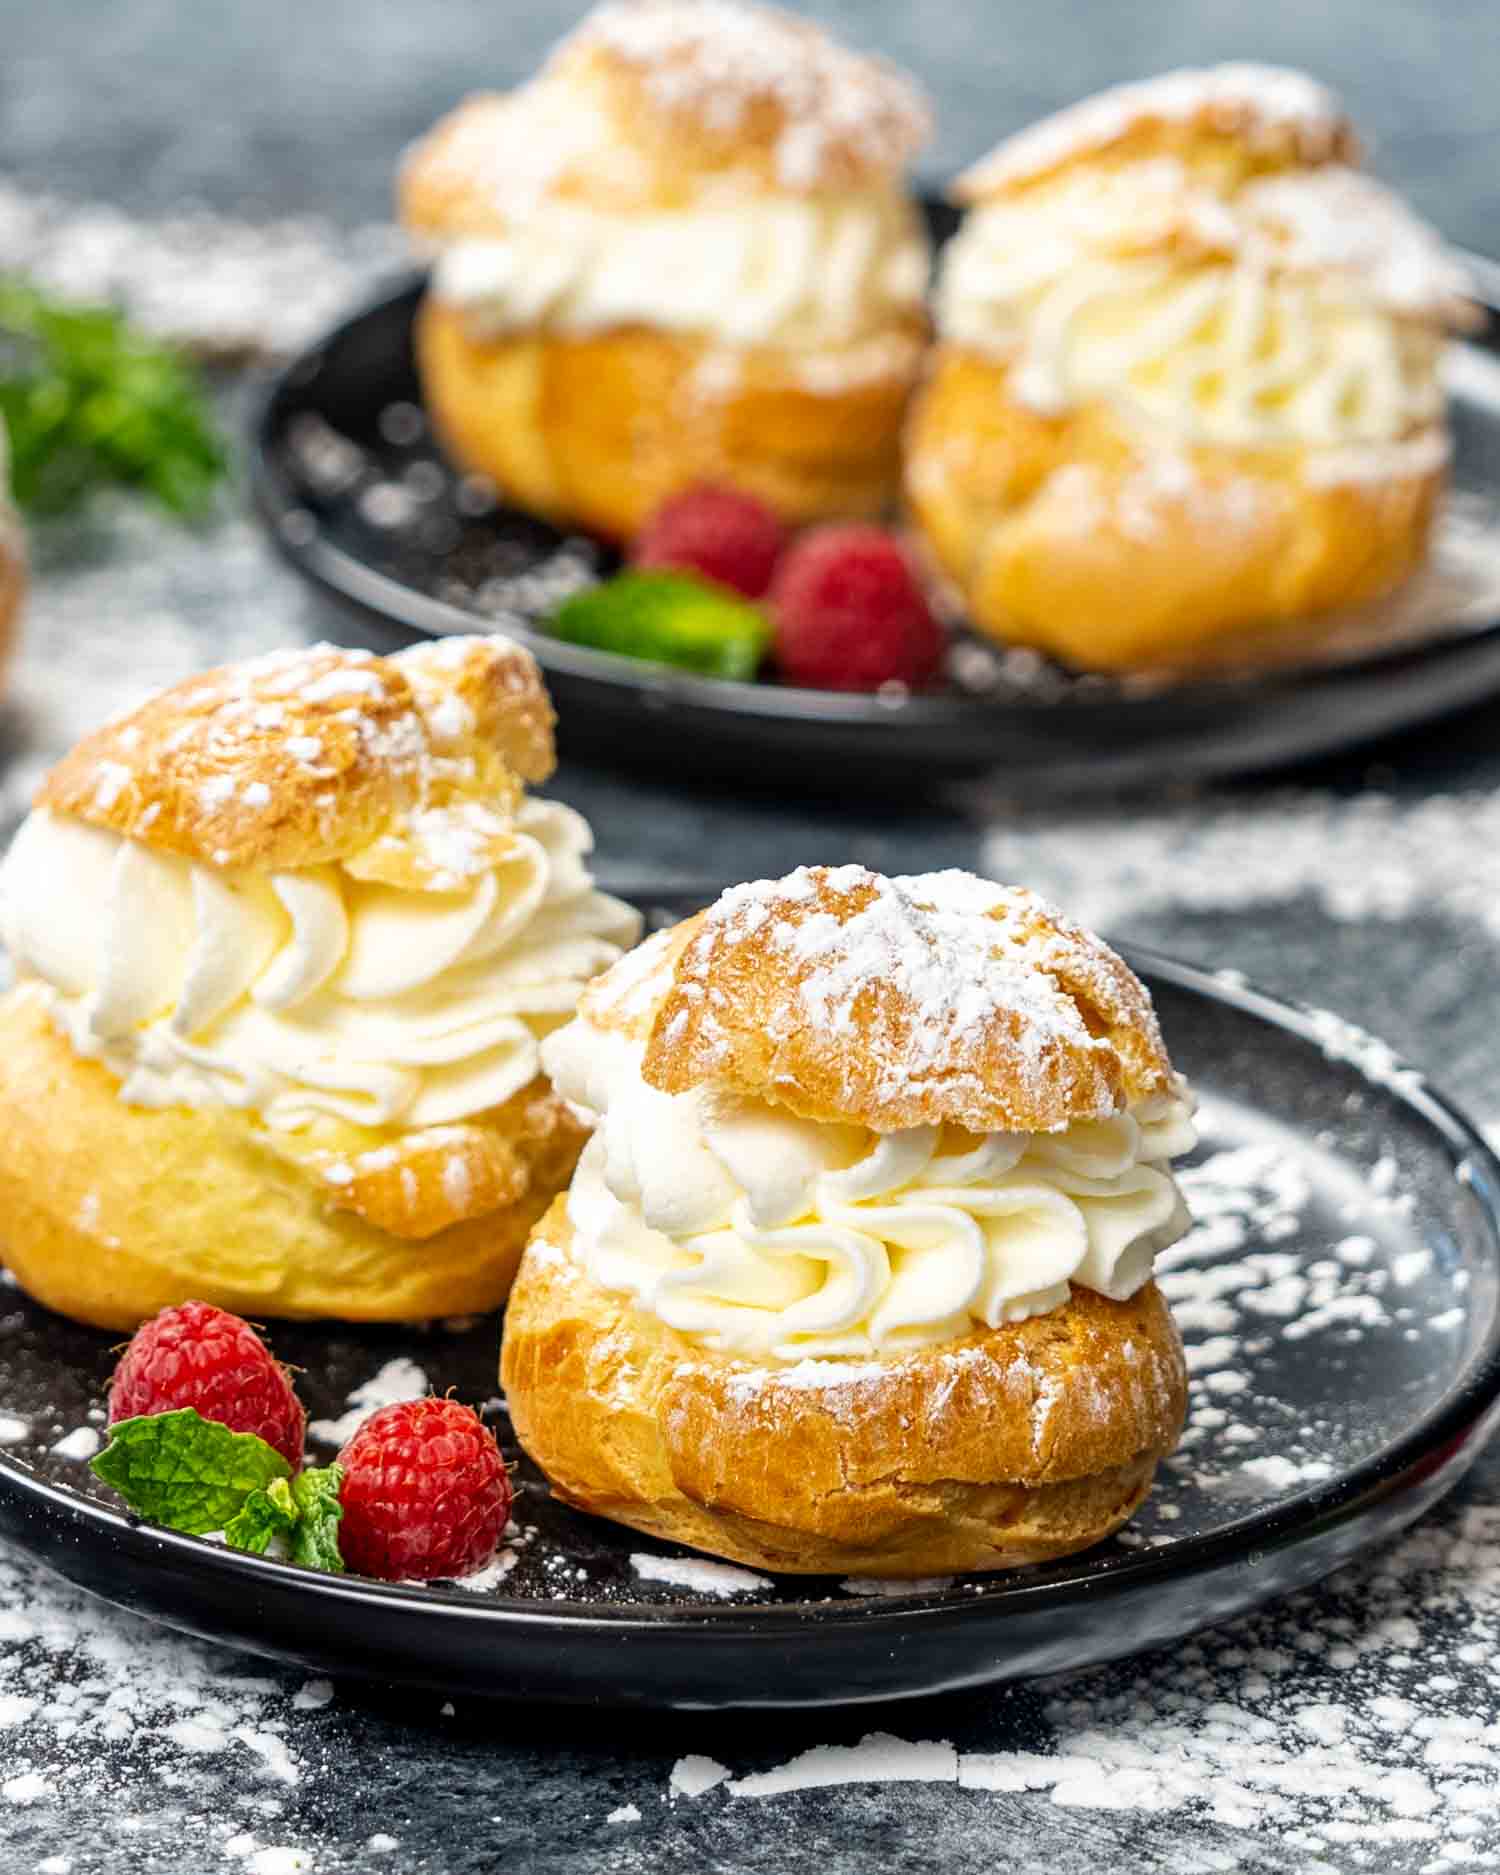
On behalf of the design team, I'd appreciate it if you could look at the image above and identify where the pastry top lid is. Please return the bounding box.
[1238,167,1475,324]
[400,0,931,232]
[37,635,555,874]
[955,64,1358,203]
[580,865,1173,1134]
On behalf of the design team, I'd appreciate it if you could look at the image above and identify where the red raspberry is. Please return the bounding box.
[337,1397,511,1581]
[108,1301,306,1473]
[771,525,944,691]
[633,483,788,599]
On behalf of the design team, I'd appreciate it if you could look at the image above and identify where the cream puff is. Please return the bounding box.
[502,865,1194,1577]
[905,66,1477,671]
[400,0,932,540]
[0,636,641,1330]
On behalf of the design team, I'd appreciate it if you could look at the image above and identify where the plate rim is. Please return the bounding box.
[247,247,1500,734]
[4,940,1499,1636]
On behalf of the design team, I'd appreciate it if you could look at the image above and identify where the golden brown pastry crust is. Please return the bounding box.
[907,67,1468,672]
[416,300,922,540]
[906,350,1446,672]
[0,633,612,1325]
[400,6,931,231]
[0,986,586,1330]
[955,65,1358,204]
[605,866,1173,1133]
[38,637,555,872]
[502,1202,1188,1576]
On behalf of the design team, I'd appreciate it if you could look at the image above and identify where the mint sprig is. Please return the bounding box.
[550,571,772,680]
[222,1475,298,1555]
[287,1467,346,1572]
[91,1410,344,1573]
[0,277,227,518]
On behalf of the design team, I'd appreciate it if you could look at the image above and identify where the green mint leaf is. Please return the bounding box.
[224,1476,299,1556]
[288,1466,346,1574]
[0,276,227,520]
[90,1408,291,1536]
[550,572,771,681]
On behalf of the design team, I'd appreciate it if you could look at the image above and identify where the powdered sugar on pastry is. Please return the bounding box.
[565,0,931,191]
[956,64,1354,200]
[642,866,1173,1134]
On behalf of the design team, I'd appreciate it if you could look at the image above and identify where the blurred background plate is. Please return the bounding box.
[250,218,1500,798]
[1,920,1499,1708]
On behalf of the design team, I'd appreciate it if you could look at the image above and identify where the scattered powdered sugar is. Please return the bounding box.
[49,1427,101,1462]
[306,1356,428,1446]
[0,175,406,360]
[981,782,1500,946]
[450,1546,523,1593]
[841,1575,956,1598]
[668,1496,1500,1853]
[726,1733,959,1797]
[0,1540,327,1863]
[631,1554,773,1598]
[668,1754,731,1799]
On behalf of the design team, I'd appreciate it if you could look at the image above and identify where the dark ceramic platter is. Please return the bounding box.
[1,894,1498,1708]
[249,215,1500,795]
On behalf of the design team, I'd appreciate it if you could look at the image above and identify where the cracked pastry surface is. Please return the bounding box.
[400,0,933,539]
[905,65,1477,671]
[0,636,640,1328]
[502,866,1193,1576]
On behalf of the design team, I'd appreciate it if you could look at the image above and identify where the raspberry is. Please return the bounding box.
[633,483,788,599]
[108,1301,306,1473]
[337,1397,511,1581]
[771,525,944,692]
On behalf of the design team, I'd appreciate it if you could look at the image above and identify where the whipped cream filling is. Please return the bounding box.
[0,801,640,1133]
[938,163,1450,450]
[543,1021,1196,1361]
[430,192,929,351]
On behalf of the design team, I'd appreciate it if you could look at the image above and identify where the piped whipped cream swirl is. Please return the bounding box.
[938,161,1461,449]
[432,192,929,351]
[1,800,640,1132]
[544,1020,1196,1361]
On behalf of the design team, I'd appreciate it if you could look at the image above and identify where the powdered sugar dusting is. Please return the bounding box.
[960,63,1351,198]
[669,865,1166,1133]
[307,1357,428,1446]
[630,1553,773,1597]
[569,0,930,190]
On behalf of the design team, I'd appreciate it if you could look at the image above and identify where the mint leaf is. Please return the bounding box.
[90,1409,291,1535]
[550,572,771,681]
[224,1476,298,1556]
[288,1466,346,1574]
[0,277,227,519]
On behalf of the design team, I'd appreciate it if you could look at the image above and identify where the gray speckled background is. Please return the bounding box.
[2,4,1500,1873]
[3,0,1499,249]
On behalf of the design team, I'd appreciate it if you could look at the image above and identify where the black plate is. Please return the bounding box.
[248,222,1500,796]
[2,896,1499,1708]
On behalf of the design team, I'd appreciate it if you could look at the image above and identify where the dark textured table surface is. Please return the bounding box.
[2,4,1500,1871]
